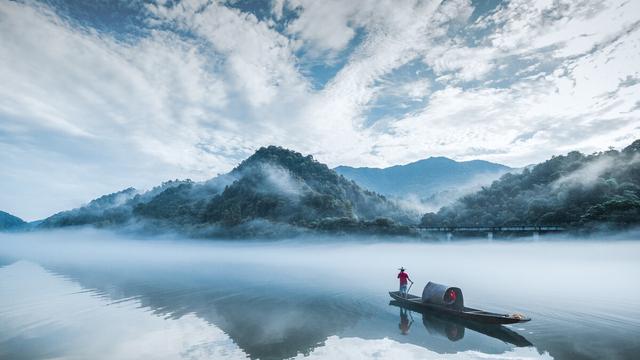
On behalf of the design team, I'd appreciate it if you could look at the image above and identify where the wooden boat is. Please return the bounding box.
[389,289,531,325]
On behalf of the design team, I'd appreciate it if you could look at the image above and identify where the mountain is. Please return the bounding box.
[40,146,414,237]
[0,210,26,231]
[335,157,512,205]
[421,139,640,229]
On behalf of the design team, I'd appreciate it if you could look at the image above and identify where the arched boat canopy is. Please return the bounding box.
[421,281,464,310]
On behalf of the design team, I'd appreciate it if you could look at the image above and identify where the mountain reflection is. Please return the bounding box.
[0,256,540,359]
[5,233,639,359]
[36,262,367,360]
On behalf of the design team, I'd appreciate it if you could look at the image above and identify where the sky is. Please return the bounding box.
[1,0,640,220]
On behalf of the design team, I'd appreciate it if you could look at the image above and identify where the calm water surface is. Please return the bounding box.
[0,230,639,360]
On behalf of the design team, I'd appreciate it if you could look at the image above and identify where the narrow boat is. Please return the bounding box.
[389,282,531,325]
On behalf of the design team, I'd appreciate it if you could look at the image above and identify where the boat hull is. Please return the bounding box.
[389,291,530,325]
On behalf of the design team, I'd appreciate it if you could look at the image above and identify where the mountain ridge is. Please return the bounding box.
[421,139,640,229]
[13,141,640,237]
[0,210,26,230]
[38,146,415,237]
[334,156,512,203]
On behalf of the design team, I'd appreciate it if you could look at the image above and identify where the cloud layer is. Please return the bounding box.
[1,0,639,219]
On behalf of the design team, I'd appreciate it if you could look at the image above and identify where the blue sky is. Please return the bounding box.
[1,0,639,220]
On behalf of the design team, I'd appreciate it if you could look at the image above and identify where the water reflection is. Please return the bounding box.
[0,258,527,360]
[30,262,369,360]
[0,259,542,360]
[389,300,533,347]
[2,232,639,360]
[423,311,465,342]
[0,261,250,360]
[399,307,414,335]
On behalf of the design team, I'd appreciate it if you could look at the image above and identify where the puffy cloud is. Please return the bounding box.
[483,0,639,57]
[146,0,308,108]
[424,44,498,82]
[285,0,362,54]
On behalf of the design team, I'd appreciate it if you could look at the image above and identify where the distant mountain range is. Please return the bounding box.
[335,157,512,210]
[0,211,26,231]
[37,146,414,237]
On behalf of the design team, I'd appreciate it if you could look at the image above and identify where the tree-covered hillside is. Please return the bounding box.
[421,140,640,229]
[41,146,413,236]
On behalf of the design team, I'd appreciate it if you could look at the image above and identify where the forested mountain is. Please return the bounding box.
[421,140,640,229]
[335,157,511,206]
[40,146,413,236]
[29,140,640,236]
[0,211,26,230]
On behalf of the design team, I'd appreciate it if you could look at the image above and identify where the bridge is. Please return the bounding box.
[415,226,566,240]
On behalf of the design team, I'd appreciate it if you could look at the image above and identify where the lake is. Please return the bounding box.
[0,230,639,360]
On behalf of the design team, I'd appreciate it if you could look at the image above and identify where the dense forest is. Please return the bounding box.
[40,146,414,236]
[421,140,640,229]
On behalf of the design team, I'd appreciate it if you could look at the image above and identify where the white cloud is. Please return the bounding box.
[0,1,230,166]
[364,0,640,167]
[401,79,431,101]
[0,1,233,218]
[146,0,308,108]
[485,0,640,57]
[271,0,286,20]
[286,0,479,166]
[424,44,498,82]
[285,0,362,55]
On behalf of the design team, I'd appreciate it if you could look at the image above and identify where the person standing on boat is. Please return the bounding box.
[397,267,413,297]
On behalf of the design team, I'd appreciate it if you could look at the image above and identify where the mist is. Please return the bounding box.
[394,170,511,214]
[2,229,639,299]
[1,229,639,360]
[552,153,640,189]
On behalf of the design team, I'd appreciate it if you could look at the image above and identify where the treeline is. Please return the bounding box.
[421,140,640,229]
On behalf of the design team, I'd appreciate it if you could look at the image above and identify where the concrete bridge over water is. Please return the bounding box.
[416,226,565,240]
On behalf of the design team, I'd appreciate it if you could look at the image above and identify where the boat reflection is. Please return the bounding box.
[390,300,533,347]
[422,309,465,341]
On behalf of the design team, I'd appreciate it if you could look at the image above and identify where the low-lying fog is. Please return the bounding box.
[1,230,639,360]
